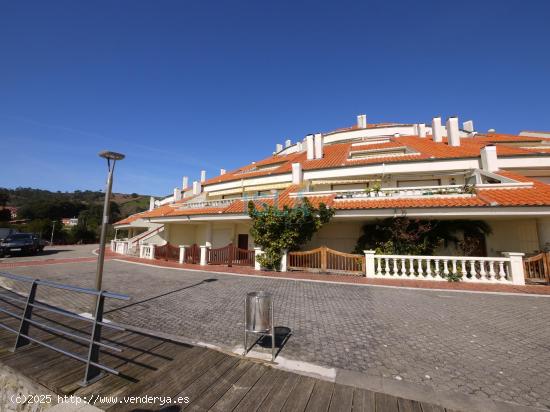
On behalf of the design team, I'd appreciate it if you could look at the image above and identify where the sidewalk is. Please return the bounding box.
[114,253,550,296]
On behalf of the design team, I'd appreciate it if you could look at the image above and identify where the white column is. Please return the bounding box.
[179,245,188,264]
[364,250,376,278]
[305,134,315,159]
[110,240,115,252]
[149,244,156,260]
[254,247,263,270]
[205,222,213,248]
[314,133,323,159]
[432,117,443,142]
[280,249,288,272]
[502,252,525,285]
[139,244,144,258]
[200,170,206,182]
[291,162,303,184]
[200,245,208,266]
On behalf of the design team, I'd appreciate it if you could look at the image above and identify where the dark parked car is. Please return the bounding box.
[0,233,45,257]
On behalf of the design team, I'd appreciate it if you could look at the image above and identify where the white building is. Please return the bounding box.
[113,115,550,283]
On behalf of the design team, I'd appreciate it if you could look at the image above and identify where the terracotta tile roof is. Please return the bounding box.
[200,134,550,187]
[333,196,487,209]
[114,211,150,226]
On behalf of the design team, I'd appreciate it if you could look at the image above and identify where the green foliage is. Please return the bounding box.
[0,209,11,222]
[247,198,334,270]
[353,217,492,256]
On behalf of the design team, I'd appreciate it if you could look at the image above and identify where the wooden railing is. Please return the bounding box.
[184,244,200,264]
[154,243,180,261]
[207,244,255,267]
[523,252,550,283]
[288,247,364,276]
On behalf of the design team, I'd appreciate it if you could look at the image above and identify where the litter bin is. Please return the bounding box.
[244,291,275,361]
[245,291,273,333]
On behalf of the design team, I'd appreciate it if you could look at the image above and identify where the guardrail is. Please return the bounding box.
[0,271,129,385]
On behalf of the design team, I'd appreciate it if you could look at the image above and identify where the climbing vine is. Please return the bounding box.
[247,198,334,270]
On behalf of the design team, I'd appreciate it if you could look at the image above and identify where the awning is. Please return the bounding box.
[206,187,244,196]
[244,183,291,192]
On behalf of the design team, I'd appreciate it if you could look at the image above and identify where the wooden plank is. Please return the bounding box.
[329,384,354,412]
[185,359,252,411]
[304,379,334,412]
[397,397,423,412]
[210,363,267,412]
[175,355,239,407]
[113,348,226,411]
[419,403,445,412]
[233,367,286,412]
[375,392,399,412]
[280,375,316,412]
[351,388,375,412]
[257,371,300,412]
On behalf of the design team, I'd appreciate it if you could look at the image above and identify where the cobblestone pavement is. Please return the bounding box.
[4,259,550,410]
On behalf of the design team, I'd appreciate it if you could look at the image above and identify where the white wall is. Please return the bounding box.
[303,222,363,253]
[486,219,540,256]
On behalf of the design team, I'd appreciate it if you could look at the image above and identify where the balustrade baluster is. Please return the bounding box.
[408,258,415,276]
[384,258,390,275]
[423,258,429,278]
[443,260,449,277]
[400,258,407,276]
[451,259,457,275]
[488,260,496,281]
[469,260,477,280]
[498,261,506,281]
[392,258,398,276]
[418,258,424,278]
[460,260,467,278]
[479,260,486,281]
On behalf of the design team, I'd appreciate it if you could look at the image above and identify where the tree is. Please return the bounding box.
[353,217,492,255]
[0,208,11,222]
[0,191,9,207]
[248,198,334,270]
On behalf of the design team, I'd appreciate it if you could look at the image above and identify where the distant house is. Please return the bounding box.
[62,217,79,227]
[5,207,18,219]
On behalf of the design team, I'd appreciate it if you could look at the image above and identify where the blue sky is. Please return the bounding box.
[1,1,549,196]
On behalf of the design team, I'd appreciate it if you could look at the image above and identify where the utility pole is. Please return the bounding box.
[50,221,55,245]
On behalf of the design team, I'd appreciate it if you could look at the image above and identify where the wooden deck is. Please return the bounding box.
[0,295,458,412]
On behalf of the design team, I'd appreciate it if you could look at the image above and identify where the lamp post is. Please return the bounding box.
[95,151,125,293]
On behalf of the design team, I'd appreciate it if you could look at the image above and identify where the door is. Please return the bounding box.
[238,234,248,250]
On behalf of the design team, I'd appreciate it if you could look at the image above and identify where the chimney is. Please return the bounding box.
[291,162,303,184]
[192,181,202,195]
[446,116,460,147]
[173,188,182,202]
[182,176,189,190]
[488,128,496,133]
[285,139,292,148]
[463,120,474,133]
[149,196,155,211]
[418,123,426,138]
[357,114,367,129]
[200,170,206,182]
[432,117,443,143]
[305,134,315,160]
[220,168,226,175]
[480,145,498,172]
[314,133,323,159]
[275,143,283,153]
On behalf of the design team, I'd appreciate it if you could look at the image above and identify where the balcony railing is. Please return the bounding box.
[290,184,476,200]
[178,194,275,210]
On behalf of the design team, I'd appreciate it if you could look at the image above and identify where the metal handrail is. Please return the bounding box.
[0,271,129,300]
[0,271,130,386]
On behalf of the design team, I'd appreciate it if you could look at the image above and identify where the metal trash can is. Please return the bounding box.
[246,291,272,333]
[243,291,275,361]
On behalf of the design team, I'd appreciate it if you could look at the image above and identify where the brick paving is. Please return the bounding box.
[2,255,550,410]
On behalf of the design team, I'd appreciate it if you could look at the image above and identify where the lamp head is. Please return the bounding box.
[99,151,125,161]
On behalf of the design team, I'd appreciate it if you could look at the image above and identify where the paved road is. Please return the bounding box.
[2,254,550,410]
[0,244,98,263]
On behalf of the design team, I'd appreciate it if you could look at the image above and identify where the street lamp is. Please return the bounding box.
[95,151,125,293]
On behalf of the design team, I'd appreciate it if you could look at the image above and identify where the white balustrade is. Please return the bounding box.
[139,244,155,260]
[365,253,525,285]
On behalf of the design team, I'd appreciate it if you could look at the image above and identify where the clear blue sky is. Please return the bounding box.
[1,1,549,196]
